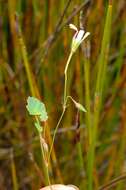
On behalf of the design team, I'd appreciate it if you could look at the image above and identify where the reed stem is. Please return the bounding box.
[17,21,50,185]
[87,3,112,190]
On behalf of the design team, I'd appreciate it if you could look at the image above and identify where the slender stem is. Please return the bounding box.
[48,51,73,164]
[48,108,66,163]
[36,116,50,186]
[64,52,73,106]
[35,116,51,186]
[64,53,86,186]
[67,95,75,103]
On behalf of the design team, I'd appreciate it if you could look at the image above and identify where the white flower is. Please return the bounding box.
[69,23,90,53]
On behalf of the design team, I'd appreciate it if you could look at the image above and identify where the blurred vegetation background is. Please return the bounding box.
[0,0,126,189]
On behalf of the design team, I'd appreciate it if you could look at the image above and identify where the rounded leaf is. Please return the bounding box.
[26,96,48,121]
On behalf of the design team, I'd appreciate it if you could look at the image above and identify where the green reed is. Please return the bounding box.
[87,2,112,190]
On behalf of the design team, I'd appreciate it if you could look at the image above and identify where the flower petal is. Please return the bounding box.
[80,32,90,43]
[69,24,78,31]
[75,30,85,42]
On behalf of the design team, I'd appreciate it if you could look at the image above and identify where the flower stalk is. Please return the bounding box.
[49,23,89,163]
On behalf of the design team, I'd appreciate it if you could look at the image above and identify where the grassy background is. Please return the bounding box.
[0,0,126,189]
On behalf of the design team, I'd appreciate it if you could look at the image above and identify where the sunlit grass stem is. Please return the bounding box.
[83,55,91,145]
[87,3,112,190]
[17,22,49,185]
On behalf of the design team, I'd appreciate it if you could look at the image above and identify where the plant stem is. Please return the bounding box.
[17,20,50,185]
[83,56,91,145]
[39,133,51,186]
[10,150,18,190]
[39,133,54,190]
[64,52,73,106]
[87,3,112,190]
[48,107,66,162]
[48,51,73,163]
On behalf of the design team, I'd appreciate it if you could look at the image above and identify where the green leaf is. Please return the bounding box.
[34,122,43,132]
[26,96,48,121]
